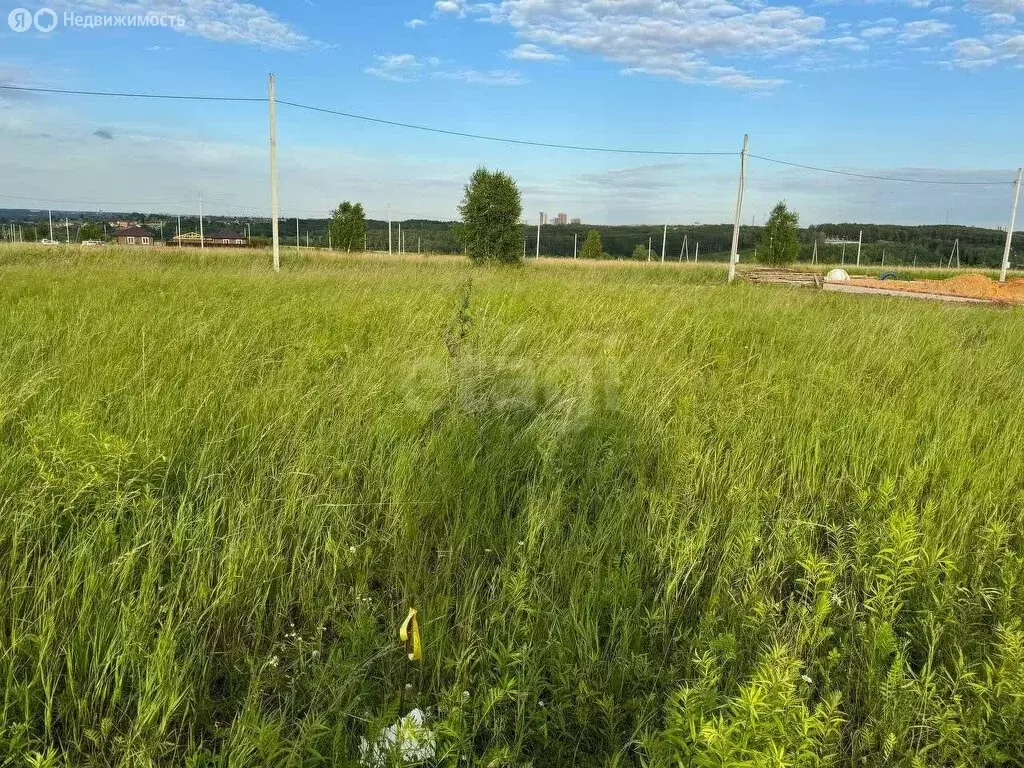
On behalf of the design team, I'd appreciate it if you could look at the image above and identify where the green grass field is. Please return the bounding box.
[1,244,1023,767]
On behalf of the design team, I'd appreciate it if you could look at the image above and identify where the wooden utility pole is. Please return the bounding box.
[1000,168,1022,283]
[661,225,667,263]
[269,73,280,270]
[728,134,749,283]
[536,214,541,259]
[948,239,960,269]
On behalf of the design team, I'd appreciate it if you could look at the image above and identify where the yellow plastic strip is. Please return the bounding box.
[400,608,422,662]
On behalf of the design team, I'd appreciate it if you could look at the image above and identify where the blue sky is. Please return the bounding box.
[0,0,1021,225]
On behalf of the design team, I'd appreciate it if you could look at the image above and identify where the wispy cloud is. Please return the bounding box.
[949,31,1024,67]
[46,1,321,50]
[405,18,426,29]
[434,0,826,90]
[507,44,565,62]
[365,54,527,86]
[437,69,528,85]
[364,54,422,82]
[983,12,1017,24]
[829,35,870,50]
[900,19,953,41]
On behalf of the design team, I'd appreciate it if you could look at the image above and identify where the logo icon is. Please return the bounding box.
[8,7,32,31]
[34,7,57,31]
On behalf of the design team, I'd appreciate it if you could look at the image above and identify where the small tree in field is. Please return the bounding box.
[580,230,603,260]
[457,168,523,264]
[329,202,367,252]
[759,202,801,265]
[631,243,649,261]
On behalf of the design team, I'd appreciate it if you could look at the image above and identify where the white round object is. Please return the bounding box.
[826,268,850,282]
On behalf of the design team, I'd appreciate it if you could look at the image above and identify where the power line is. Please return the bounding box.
[1,83,1014,183]
[749,154,1013,186]
[0,83,734,157]
[275,99,735,157]
[0,84,263,103]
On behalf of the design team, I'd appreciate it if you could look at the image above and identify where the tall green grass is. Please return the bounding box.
[1,245,1023,767]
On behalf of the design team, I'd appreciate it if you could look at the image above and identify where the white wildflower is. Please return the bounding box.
[360,709,435,768]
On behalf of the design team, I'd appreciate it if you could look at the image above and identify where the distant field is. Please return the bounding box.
[1,245,1023,766]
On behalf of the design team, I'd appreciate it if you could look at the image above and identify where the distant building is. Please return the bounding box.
[570,218,581,225]
[540,213,548,226]
[113,226,156,246]
[172,232,203,246]
[554,213,568,225]
[171,229,249,248]
[205,229,249,247]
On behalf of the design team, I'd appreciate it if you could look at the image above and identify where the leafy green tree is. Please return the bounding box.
[78,223,104,241]
[329,202,367,252]
[581,230,603,260]
[631,243,649,261]
[457,168,523,264]
[759,202,801,265]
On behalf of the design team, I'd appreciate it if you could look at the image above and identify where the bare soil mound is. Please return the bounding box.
[850,273,1024,303]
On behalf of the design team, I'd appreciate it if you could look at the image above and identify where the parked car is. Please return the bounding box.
[82,240,105,246]
[40,238,60,245]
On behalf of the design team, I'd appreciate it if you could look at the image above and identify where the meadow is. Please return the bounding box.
[0,244,1023,767]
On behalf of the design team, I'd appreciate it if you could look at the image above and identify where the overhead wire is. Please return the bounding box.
[0,83,1015,185]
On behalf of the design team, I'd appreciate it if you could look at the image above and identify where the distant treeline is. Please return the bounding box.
[1,209,1016,267]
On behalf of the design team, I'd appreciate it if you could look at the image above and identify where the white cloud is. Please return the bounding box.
[947,32,1024,68]
[507,44,565,61]
[829,35,870,50]
[931,5,954,12]
[444,0,827,90]
[436,69,528,85]
[51,0,321,50]
[859,17,898,38]
[901,19,953,40]
[434,0,466,14]
[967,0,1024,13]
[984,12,1017,23]
[949,37,1000,66]
[365,54,527,85]
[406,18,426,28]
[364,54,422,82]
